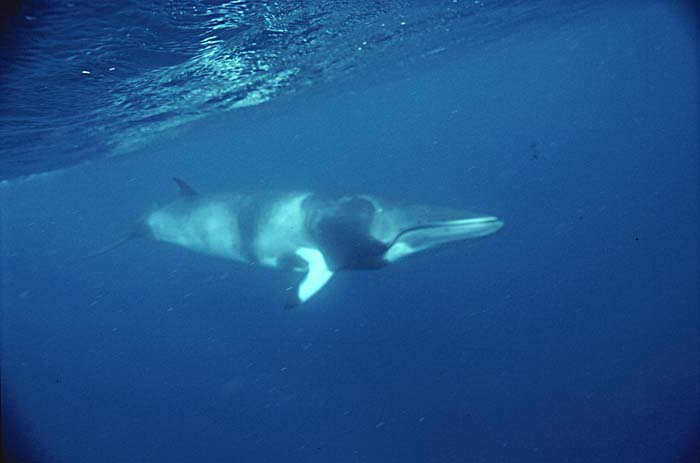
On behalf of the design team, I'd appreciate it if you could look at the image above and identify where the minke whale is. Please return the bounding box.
[96,178,503,308]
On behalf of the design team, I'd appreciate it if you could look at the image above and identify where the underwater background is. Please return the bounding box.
[1,1,698,462]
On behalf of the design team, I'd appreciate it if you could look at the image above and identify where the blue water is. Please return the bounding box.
[1,1,698,462]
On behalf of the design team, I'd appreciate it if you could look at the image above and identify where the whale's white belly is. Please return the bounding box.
[147,202,244,261]
[254,193,311,268]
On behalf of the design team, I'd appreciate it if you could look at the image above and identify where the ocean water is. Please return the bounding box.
[1,1,698,462]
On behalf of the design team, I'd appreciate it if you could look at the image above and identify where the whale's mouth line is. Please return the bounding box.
[386,216,503,249]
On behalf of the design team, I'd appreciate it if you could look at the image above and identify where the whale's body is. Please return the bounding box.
[141,179,503,307]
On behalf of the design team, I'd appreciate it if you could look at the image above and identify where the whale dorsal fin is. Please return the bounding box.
[285,247,334,308]
[173,177,199,196]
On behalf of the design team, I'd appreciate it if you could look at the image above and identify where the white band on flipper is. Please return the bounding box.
[295,247,334,303]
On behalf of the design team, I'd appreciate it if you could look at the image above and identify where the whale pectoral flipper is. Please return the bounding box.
[285,247,334,308]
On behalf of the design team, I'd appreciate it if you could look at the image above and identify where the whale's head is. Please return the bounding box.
[366,199,504,264]
[305,194,503,270]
